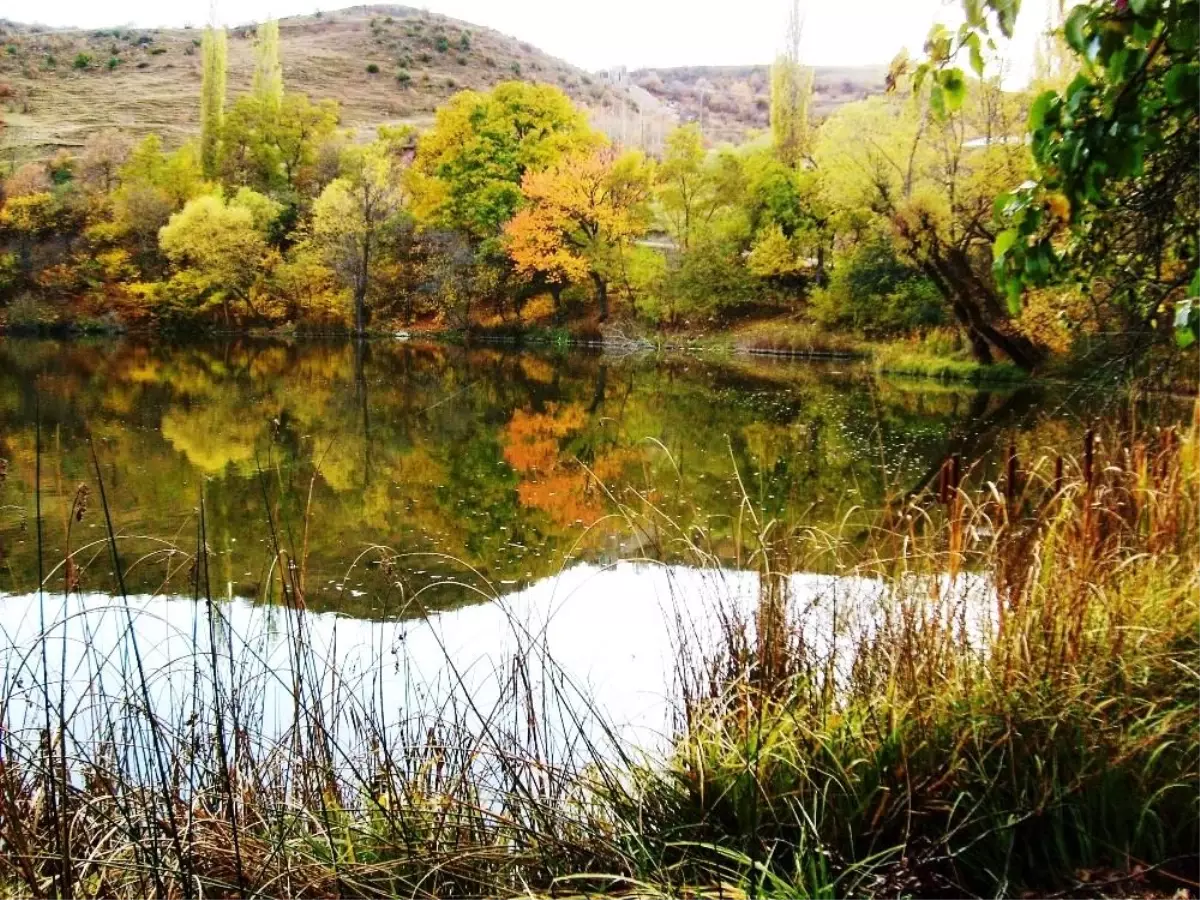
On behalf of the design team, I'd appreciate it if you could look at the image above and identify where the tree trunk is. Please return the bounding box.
[920,255,1043,371]
[590,271,609,322]
[550,281,563,318]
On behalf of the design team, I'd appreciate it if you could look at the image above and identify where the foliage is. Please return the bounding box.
[505,147,653,321]
[311,140,409,333]
[811,234,944,334]
[200,25,228,178]
[816,82,1042,369]
[987,0,1199,349]
[410,82,598,248]
[251,18,283,110]
[158,189,277,323]
[769,0,811,168]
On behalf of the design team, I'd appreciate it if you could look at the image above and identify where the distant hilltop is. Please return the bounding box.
[0,4,888,160]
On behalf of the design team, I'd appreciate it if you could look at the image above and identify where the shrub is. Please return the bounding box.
[456,55,467,65]
[107,56,120,70]
[43,54,56,68]
[458,33,470,50]
[418,51,432,63]
[811,234,945,335]
[395,68,411,84]
[150,46,167,55]
[73,52,92,69]
[435,35,449,53]
[365,62,380,74]
[510,61,521,75]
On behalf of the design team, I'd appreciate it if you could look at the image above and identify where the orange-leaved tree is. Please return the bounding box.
[505,147,652,321]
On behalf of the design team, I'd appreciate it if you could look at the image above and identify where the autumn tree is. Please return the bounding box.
[815,84,1042,369]
[158,189,280,325]
[80,130,133,193]
[113,135,205,257]
[311,141,408,334]
[770,0,813,168]
[200,25,228,178]
[409,82,598,249]
[251,18,283,111]
[657,124,719,251]
[505,148,652,320]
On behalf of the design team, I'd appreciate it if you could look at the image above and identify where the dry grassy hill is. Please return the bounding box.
[0,6,890,162]
[631,64,890,144]
[0,4,613,160]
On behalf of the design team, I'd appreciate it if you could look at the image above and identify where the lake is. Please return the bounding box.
[0,337,1185,615]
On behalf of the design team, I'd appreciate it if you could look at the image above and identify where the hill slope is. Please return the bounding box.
[0,5,607,159]
[0,6,888,160]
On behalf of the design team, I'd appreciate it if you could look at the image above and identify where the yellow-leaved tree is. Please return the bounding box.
[504,148,653,320]
[311,141,408,335]
[158,189,280,325]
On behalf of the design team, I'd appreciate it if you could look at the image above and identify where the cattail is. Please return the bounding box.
[73,483,90,522]
[1006,442,1019,507]
[1083,428,1095,489]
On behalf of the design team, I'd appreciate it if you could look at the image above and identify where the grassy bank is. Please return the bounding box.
[0,411,1194,896]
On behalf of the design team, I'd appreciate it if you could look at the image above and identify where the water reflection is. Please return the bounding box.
[0,338,1184,615]
[0,562,995,764]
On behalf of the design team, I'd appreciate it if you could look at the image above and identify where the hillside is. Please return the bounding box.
[0,5,612,159]
[630,64,889,144]
[0,5,889,160]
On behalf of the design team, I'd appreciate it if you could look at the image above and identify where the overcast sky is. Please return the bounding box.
[3,0,1054,78]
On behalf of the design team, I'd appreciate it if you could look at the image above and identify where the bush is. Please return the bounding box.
[395,68,411,84]
[366,62,380,74]
[150,46,167,55]
[418,51,432,63]
[435,35,449,53]
[812,234,945,335]
[73,52,92,69]
[458,33,470,50]
[107,56,120,69]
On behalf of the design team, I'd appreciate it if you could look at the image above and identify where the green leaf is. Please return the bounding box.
[940,68,966,111]
[967,33,985,77]
[929,83,946,118]
[1028,90,1056,132]
[1064,6,1090,53]
[993,228,1019,262]
[1128,0,1148,14]
[1165,63,1199,106]
[1005,277,1023,315]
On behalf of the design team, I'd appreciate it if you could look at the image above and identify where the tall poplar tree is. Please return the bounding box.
[200,24,228,178]
[770,0,812,169]
[251,19,284,110]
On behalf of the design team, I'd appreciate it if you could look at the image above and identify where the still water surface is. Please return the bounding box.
[0,337,1189,752]
[0,337,1183,615]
